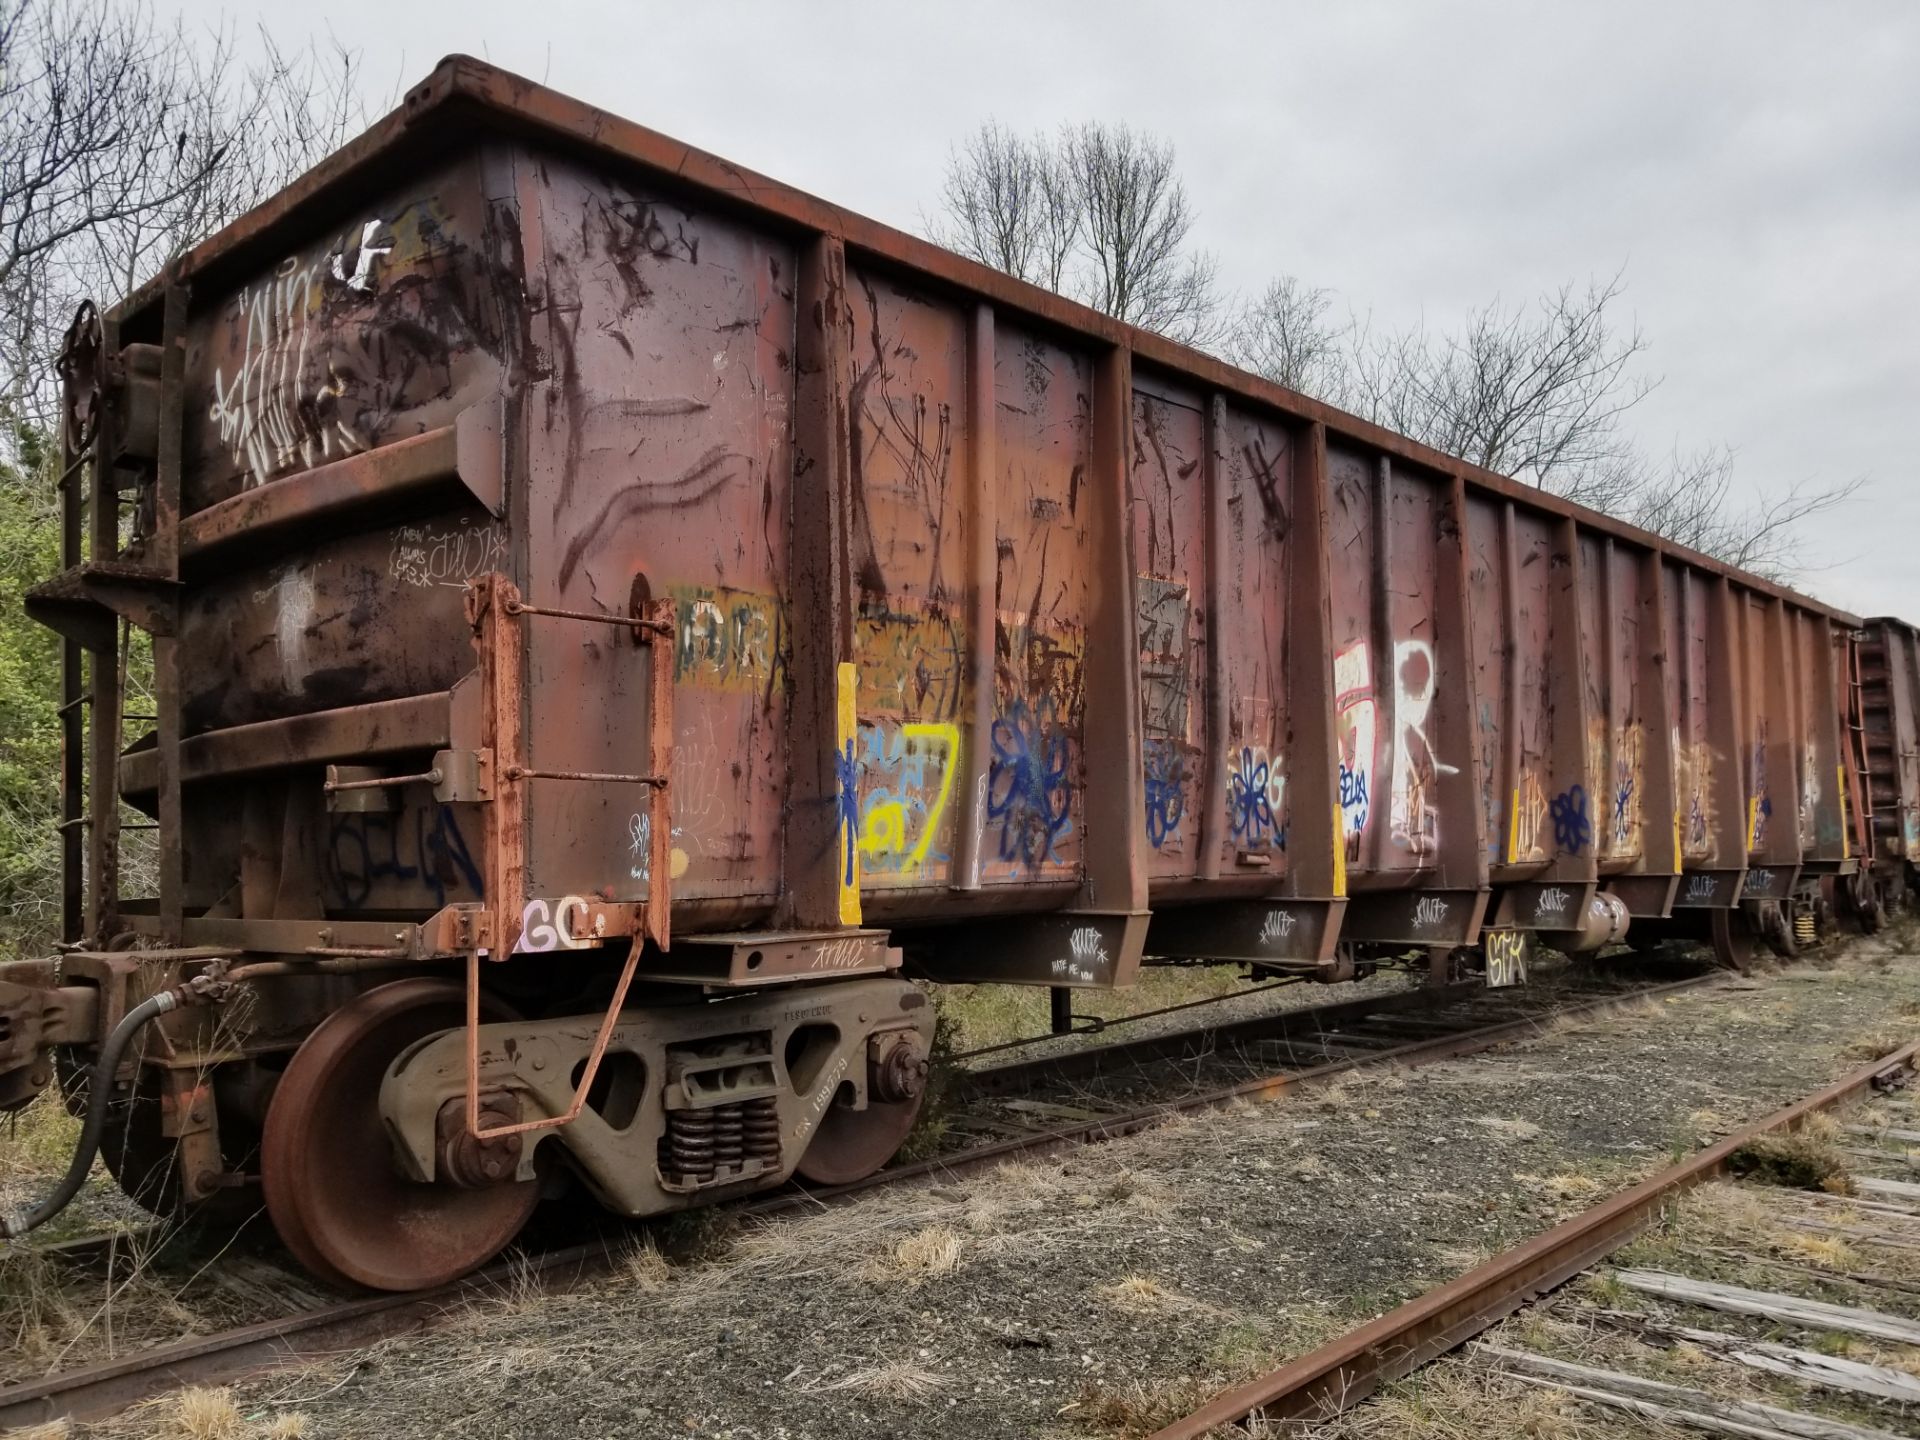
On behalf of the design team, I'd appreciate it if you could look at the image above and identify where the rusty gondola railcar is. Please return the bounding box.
[0,57,1892,1290]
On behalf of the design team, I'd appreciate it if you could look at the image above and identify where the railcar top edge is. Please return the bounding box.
[105,52,1858,629]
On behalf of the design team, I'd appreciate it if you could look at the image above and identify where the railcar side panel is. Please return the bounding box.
[520,155,799,910]
[1131,378,1213,881]
[1213,401,1297,880]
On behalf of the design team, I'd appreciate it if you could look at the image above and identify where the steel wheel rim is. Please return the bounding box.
[795,1091,924,1187]
[1709,907,1756,971]
[262,979,538,1292]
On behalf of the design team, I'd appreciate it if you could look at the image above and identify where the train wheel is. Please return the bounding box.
[795,1090,924,1187]
[1850,873,1888,934]
[1709,907,1756,971]
[1755,900,1798,960]
[262,979,538,1292]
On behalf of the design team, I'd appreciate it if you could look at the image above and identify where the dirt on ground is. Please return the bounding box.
[23,927,1920,1440]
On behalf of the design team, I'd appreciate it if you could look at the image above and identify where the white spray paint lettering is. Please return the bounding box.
[1533,886,1571,919]
[208,217,391,486]
[1258,909,1298,947]
[809,938,870,971]
[389,520,510,588]
[1052,925,1109,983]
[518,896,593,952]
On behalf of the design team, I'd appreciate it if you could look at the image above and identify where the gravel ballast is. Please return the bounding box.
[60,933,1920,1439]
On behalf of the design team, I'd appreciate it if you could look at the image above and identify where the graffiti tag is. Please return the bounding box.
[1550,785,1592,855]
[986,698,1073,868]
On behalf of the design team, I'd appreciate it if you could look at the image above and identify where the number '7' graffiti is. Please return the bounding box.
[857,722,962,871]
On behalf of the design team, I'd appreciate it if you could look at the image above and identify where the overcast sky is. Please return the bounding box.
[174,0,1920,619]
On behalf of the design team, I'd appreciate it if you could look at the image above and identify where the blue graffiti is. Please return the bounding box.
[986,698,1073,868]
[835,737,860,886]
[326,804,484,909]
[1143,739,1185,849]
[1686,792,1707,850]
[1550,785,1592,855]
[1228,746,1277,842]
[1612,770,1635,844]
[1338,761,1370,832]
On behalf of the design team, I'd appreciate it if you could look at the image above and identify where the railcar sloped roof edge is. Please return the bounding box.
[115,52,1860,625]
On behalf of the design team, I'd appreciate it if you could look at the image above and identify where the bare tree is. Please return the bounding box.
[1226,270,1859,578]
[1227,276,1348,397]
[0,0,364,440]
[1332,274,1653,492]
[1061,121,1220,346]
[1606,445,1864,581]
[927,122,1077,293]
[926,118,1222,347]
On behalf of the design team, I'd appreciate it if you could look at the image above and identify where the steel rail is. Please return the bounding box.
[0,972,1721,1430]
[1148,1038,1920,1439]
[954,976,1488,1096]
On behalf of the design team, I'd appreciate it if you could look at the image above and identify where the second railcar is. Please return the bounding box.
[1861,616,1920,907]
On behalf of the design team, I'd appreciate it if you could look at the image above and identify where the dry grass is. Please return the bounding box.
[1097,1274,1175,1313]
[621,1239,671,1292]
[1523,1172,1605,1203]
[1685,1108,1736,1141]
[75,1385,308,1440]
[1292,1360,1691,1438]
[1629,1164,1920,1292]
[1069,1316,1290,1435]
[0,1228,220,1382]
[1093,1273,1229,1319]
[1781,1231,1860,1270]
[1070,1374,1222,1436]
[860,1223,964,1283]
[1727,1113,1853,1192]
[1470,1116,1543,1141]
[0,1094,82,1182]
[803,1359,951,1401]
[936,964,1261,1054]
[160,1388,246,1440]
[1844,1022,1918,1064]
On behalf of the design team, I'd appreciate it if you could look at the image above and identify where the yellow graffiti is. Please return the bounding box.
[856,722,961,869]
[1332,804,1347,897]
[1838,763,1849,859]
[836,662,861,926]
[856,605,967,720]
[1508,770,1549,865]
[671,584,785,693]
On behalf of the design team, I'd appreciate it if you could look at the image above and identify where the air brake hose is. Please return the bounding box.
[1,979,220,1240]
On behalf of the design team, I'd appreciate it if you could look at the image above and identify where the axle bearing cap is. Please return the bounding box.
[870,1032,929,1105]
[434,1093,526,1189]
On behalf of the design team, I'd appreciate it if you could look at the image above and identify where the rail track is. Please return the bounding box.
[0,964,1721,1430]
[1145,1038,1920,1438]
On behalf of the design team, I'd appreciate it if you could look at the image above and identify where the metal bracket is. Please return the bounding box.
[465,575,675,957]
[26,562,180,649]
[431,748,493,802]
[634,929,900,988]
